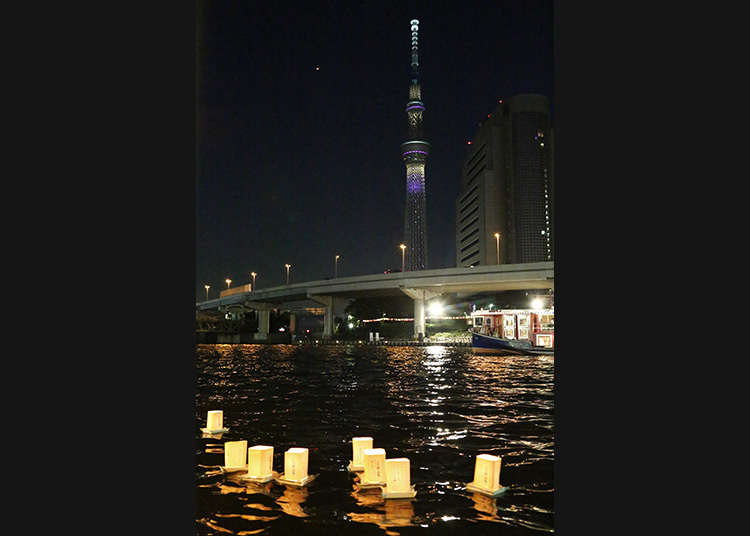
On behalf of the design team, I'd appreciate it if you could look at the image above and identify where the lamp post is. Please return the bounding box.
[335,255,340,278]
[225,278,232,289]
[285,264,291,285]
[399,244,406,272]
[494,232,501,265]
[204,285,210,301]
[250,272,256,290]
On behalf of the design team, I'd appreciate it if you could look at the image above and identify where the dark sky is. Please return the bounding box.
[196,1,553,300]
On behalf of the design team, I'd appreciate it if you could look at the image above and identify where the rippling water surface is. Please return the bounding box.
[196,344,554,535]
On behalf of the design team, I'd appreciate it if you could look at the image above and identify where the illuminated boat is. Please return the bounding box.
[470,308,554,356]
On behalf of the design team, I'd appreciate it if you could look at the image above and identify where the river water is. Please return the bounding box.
[196,343,554,535]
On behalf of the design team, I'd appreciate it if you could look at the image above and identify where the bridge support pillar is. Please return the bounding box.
[246,301,274,341]
[289,313,296,338]
[414,298,425,340]
[307,295,350,339]
[255,309,270,340]
[400,288,442,340]
[308,295,334,338]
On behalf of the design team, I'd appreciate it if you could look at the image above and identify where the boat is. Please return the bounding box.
[470,308,554,356]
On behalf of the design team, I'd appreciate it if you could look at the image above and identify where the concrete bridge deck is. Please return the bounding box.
[196,262,553,340]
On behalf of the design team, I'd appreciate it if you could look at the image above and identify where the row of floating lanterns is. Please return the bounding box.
[202,410,507,499]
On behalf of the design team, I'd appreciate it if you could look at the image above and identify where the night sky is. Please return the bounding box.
[196,1,553,300]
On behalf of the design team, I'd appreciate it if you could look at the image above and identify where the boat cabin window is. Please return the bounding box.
[539,314,554,330]
[485,318,492,326]
[474,317,483,327]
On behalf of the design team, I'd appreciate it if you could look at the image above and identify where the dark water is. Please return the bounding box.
[196,344,554,535]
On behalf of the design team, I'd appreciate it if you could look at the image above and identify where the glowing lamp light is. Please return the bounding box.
[206,410,223,431]
[362,448,386,485]
[284,447,309,482]
[224,440,248,469]
[531,298,544,310]
[352,437,373,469]
[246,445,274,480]
[279,327,286,332]
[471,454,502,493]
[428,301,444,317]
[383,457,416,498]
[348,323,354,329]
[467,141,472,145]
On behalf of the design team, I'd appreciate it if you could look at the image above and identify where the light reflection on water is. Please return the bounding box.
[196,343,554,535]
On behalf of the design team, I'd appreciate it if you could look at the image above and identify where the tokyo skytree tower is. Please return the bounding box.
[400,19,429,271]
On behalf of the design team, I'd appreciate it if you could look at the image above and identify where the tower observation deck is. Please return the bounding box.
[401,19,429,271]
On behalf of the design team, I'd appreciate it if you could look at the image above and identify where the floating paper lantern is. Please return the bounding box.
[362,448,386,485]
[207,410,223,430]
[382,457,416,499]
[223,440,248,469]
[201,410,228,434]
[466,453,507,497]
[348,437,373,472]
[284,447,309,482]
[244,445,274,481]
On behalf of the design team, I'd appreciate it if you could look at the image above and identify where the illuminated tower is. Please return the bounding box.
[401,19,429,271]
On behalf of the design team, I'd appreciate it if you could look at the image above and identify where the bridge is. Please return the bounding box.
[196,261,554,340]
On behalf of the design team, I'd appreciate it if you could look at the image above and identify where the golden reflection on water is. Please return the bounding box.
[206,343,299,360]
[200,517,267,536]
[215,512,281,523]
[217,482,248,495]
[471,492,501,522]
[276,485,309,517]
[347,498,415,533]
[204,442,223,454]
[351,487,383,507]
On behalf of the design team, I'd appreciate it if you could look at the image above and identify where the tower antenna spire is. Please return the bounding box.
[410,19,420,80]
[401,18,429,272]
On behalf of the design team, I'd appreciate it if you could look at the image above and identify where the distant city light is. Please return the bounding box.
[467,141,472,145]
[279,327,286,332]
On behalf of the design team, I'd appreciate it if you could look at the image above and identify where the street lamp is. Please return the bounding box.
[335,255,340,278]
[494,232,501,265]
[399,244,406,272]
[250,272,256,290]
[285,264,291,285]
[225,278,232,289]
[204,284,210,301]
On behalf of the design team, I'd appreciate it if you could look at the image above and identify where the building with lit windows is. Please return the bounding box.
[455,94,553,267]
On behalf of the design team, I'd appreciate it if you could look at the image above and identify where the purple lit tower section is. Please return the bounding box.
[400,19,430,271]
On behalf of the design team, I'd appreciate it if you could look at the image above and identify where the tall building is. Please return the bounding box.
[401,19,430,271]
[456,94,553,267]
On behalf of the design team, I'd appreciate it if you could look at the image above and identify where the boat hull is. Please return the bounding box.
[471,333,553,356]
